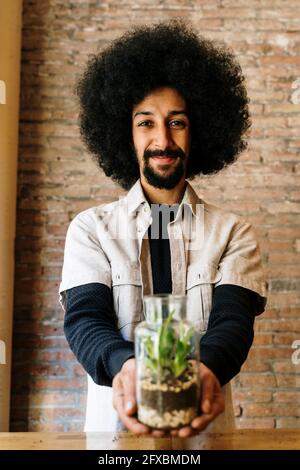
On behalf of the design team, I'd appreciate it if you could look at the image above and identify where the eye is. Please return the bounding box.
[169,120,187,128]
[137,120,153,127]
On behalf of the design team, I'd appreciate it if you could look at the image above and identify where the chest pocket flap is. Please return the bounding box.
[186,263,222,290]
[111,265,142,286]
[111,264,142,341]
[186,263,222,333]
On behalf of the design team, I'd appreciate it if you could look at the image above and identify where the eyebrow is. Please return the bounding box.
[133,110,188,119]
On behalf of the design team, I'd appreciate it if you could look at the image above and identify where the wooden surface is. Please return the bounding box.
[0,429,299,450]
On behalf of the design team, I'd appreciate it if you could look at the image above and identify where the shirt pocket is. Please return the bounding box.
[111,265,143,341]
[186,263,222,334]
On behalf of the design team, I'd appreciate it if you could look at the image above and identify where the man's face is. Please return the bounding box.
[132,87,190,190]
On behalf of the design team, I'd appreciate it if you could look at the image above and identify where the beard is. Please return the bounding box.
[141,147,186,190]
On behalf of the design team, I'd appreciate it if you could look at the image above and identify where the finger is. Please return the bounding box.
[170,429,178,437]
[177,426,195,438]
[121,370,137,416]
[191,393,225,432]
[118,398,150,434]
[124,399,137,416]
[151,429,166,438]
[113,376,150,434]
[112,375,124,412]
[124,416,151,434]
[191,412,214,431]
[212,389,225,416]
[200,376,214,414]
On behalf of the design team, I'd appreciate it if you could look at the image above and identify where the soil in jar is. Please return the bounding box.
[138,361,199,430]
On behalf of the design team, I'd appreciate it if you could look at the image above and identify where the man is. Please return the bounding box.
[59,20,267,437]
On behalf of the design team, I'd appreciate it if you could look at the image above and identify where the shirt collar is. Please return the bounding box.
[126,179,202,217]
[180,181,203,218]
[126,179,149,214]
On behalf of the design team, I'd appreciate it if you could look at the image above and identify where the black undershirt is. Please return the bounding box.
[64,205,266,387]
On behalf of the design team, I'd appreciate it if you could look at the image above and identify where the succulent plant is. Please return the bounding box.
[141,310,194,378]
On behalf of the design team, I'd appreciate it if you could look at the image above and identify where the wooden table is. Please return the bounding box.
[0,429,299,450]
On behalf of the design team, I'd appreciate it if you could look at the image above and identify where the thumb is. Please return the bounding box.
[125,399,137,415]
[201,374,214,414]
[121,359,137,416]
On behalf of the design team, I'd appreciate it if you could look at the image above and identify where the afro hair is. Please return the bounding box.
[76,19,251,190]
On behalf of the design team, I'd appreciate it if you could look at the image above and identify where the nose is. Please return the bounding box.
[153,123,174,149]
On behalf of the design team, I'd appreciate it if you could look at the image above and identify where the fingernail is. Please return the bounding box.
[125,401,133,412]
[203,399,210,413]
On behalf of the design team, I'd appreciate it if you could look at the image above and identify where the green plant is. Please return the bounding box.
[142,310,194,378]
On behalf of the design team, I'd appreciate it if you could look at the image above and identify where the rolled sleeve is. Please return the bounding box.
[215,221,267,304]
[59,210,111,310]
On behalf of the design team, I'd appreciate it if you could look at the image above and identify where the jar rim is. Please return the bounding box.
[144,294,187,300]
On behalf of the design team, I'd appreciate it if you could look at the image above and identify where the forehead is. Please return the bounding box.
[132,87,187,116]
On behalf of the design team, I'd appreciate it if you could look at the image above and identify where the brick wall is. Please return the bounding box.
[11,0,300,431]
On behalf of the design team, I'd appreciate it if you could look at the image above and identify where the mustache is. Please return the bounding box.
[144,148,186,160]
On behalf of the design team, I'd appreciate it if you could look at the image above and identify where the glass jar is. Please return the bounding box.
[135,294,200,430]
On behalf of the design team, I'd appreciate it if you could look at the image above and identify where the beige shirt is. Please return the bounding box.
[59,179,267,432]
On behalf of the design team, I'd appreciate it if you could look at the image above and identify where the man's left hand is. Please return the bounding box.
[170,362,225,438]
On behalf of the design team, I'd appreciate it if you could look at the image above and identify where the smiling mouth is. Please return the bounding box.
[150,156,178,164]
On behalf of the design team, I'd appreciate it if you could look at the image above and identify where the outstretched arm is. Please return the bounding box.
[64,282,135,386]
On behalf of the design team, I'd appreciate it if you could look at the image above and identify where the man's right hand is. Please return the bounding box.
[112,358,166,437]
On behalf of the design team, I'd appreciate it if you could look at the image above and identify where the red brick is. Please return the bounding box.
[233,390,272,402]
[236,418,275,429]
[273,358,299,372]
[14,363,68,378]
[262,151,300,162]
[292,193,300,202]
[266,291,300,307]
[264,127,300,138]
[239,374,276,388]
[255,309,278,319]
[73,364,86,377]
[14,321,63,335]
[256,319,300,333]
[248,346,292,360]
[268,227,300,239]
[265,103,300,114]
[253,334,273,346]
[46,224,70,237]
[273,333,300,346]
[276,418,300,428]
[37,351,75,362]
[244,403,300,418]
[242,359,272,373]
[266,265,300,278]
[12,392,77,407]
[277,307,300,318]
[29,378,86,391]
[289,139,300,148]
[265,201,300,214]
[275,375,300,387]
[273,391,300,402]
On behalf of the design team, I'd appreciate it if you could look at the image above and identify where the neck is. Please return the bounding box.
[140,176,186,205]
